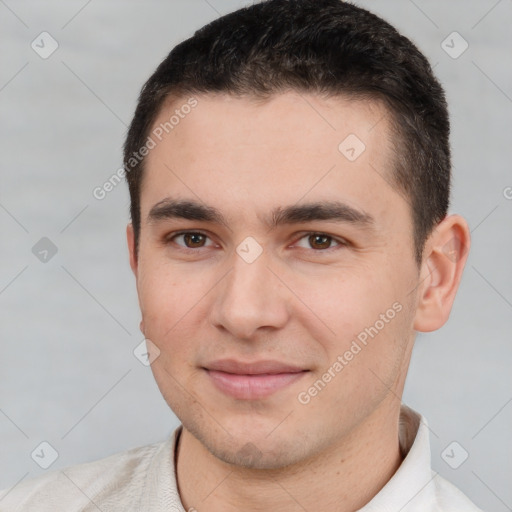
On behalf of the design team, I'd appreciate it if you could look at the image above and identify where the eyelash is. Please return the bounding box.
[165,231,348,253]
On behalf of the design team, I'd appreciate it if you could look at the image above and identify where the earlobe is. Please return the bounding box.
[413,215,470,332]
[127,223,138,277]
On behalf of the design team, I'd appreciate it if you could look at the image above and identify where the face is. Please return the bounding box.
[128,92,421,469]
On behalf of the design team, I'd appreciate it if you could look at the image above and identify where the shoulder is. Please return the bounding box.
[0,440,168,512]
[433,471,484,511]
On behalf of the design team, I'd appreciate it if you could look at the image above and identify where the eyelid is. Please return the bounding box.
[291,232,349,251]
[166,230,217,249]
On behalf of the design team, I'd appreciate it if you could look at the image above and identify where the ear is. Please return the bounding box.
[413,214,470,332]
[127,224,145,335]
[126,223,138,278]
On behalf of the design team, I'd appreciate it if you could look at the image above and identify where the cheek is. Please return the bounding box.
[137,271,208,370]
[138,258,205,324]
[290,263,413,382]
[138,263,207,397]
[290,263,401,337]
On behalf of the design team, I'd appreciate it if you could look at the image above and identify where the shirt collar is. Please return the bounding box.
[359,404,438,511]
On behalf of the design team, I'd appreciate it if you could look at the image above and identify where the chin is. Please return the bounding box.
[187,417,313,470]
[212,439,306,470]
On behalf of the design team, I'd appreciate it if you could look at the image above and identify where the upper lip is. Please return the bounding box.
[204,359,307,375]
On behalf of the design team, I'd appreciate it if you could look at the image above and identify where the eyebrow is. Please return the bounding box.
[147,198,375,230]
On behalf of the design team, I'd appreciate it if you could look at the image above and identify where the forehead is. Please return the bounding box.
[152,91,392,158]
[141,91,403,226]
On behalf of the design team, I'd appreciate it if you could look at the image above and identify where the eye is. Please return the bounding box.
[294,233,345,251]
[168,231,215,249]
[165,231,347,253]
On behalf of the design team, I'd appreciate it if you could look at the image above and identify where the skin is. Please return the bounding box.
[127,91,470,511]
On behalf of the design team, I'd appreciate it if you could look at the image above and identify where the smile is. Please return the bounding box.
[204,369,308,400]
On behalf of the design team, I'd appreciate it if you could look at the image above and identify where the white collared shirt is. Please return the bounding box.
[0,405,483,511]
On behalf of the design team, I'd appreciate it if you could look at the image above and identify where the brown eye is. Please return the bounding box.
[183,233,206,248]
[170,232,213,249]
[294,232,345,251]
[308,234,333,250]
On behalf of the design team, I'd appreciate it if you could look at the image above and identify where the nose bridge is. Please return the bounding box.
[211,249,288,338]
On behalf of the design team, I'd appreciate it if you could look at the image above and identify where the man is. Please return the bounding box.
[0,0,482,510]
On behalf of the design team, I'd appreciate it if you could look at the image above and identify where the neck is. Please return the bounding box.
[175,400,404,512]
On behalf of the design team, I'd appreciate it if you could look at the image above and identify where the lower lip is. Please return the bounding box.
[205,369,307,400]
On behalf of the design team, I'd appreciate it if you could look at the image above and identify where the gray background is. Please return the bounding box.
[1,0,511,510]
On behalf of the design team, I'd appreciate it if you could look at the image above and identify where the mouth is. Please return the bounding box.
[202,359,309,400]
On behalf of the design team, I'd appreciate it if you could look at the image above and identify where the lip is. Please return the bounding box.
[205,359,306,375]
[203,359,308,400]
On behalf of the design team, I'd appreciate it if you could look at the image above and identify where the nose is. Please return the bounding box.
[209,250,290,340]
